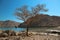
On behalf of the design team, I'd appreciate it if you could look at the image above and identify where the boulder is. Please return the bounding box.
[3,30,16,36]
[0,33,8,37]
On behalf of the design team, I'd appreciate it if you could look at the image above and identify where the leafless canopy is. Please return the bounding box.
[15,4,48,22]
[15,4,48,36]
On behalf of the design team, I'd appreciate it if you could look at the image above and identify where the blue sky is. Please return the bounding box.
[0,0,60,22]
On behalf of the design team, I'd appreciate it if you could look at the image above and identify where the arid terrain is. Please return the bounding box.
[0,30,60,40]
[0,34,60,40]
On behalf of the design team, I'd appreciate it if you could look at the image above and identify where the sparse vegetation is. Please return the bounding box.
[15,4,47,36]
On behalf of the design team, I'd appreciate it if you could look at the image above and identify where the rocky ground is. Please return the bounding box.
[0,34,60,40]
[0,30,60,40]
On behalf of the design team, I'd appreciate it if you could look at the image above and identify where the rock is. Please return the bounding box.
[0,33,8,37]
[0,30,16,37]
[3,30,16,36]
[9,31,16,36]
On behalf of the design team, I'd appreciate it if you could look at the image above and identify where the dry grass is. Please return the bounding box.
[0,32,60,40]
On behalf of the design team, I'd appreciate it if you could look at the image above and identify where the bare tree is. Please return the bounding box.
[15,5,32,36]
[31,4,48,16]
[15,6,31,22]
[15,4,48,36]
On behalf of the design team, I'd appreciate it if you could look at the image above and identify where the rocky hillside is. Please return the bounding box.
[0,20,20,27]
[19,14,60,28]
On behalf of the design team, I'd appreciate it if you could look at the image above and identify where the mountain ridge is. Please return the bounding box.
[0,20,20,27]
[18,14,60,28]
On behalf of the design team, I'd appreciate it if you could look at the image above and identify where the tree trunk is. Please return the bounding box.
[26,26,28,36]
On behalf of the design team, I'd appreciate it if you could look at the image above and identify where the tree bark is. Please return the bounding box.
[26,26,28,36]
